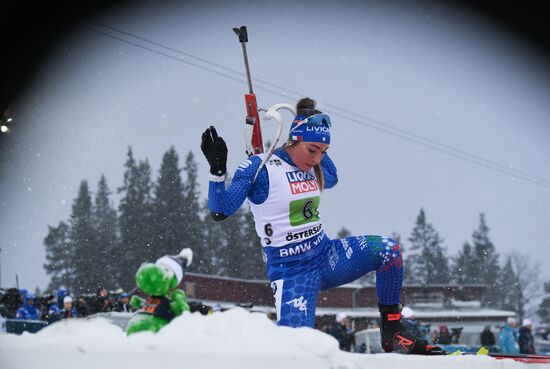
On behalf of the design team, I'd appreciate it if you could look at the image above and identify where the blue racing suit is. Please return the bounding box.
[208,147,403,327]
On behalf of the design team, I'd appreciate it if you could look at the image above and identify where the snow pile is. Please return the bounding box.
[0,308,534,369]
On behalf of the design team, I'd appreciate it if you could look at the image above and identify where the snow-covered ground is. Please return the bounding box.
[0,308,542,369]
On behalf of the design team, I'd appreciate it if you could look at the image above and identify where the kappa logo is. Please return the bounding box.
[269,159,282,166]
[286,170,318,194]
[286,296,307,316]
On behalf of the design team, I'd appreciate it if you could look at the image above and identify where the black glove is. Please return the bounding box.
[201,126,228,176]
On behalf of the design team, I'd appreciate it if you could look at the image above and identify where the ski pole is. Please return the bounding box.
[233,26,264,155]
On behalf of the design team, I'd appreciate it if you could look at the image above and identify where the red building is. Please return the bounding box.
[182,272,501,315]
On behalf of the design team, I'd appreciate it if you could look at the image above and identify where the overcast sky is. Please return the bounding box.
[1,0,549,293]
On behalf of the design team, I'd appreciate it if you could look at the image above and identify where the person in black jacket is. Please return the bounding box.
[518,319,536,354]
[480,325,496,347]
[434,324,452,345]
[0,288,22,318]
[89,287,113,314]
[329,313,355,352]
[113,293,131,313]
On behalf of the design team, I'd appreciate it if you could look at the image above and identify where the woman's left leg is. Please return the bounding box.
[319,235,443,355]
[320,235,403,306]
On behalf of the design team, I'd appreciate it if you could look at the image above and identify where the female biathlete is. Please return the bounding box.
[201,98,443,355]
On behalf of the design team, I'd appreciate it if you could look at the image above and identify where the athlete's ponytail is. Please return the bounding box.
[314,164,325,191]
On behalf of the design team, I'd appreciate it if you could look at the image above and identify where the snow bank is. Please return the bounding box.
[0,308,537,369]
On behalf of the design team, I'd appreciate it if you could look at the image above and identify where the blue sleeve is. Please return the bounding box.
[321,153,338,189]
[208,155,269,218]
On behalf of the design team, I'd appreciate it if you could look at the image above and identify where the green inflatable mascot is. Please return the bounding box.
[126,248,193,335]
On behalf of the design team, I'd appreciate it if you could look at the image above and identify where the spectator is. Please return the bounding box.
[75,295,92,317]
[518,319,536,354]
[402,306,423,338]
[0,288,22,318]
[89,287,113,314]
[51,287,69,312]
[480,325,496,347]
[113,293,131,313]
[35,293,54,320]
[61,296,78,319]
[499,317,520,354]
[47,287,70,323]
[434,324,452,345]
[19,289,28,304]
[15,293,40,320]
[329,312,355,352]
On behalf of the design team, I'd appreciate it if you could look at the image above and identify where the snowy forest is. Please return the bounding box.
[42,146,550,326]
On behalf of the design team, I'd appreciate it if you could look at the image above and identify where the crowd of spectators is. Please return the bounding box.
[1,288,545,356]
[0,286,133,323]
[498,317,537,355]
[323,306,544,354]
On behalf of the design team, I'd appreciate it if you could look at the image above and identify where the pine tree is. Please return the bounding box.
[151,147,187,258]
[198,173,241,277]
[221,206,247,277]
[70,180,98,294]
[452,242,475,285]
[406,208,449,285]
[510,252,541,321]
[405,211,424,285]
[499,256,523,317]
[182,151,202,246]
[195,200,225,275]
[237,208,265,279]
[390,232,401,245]
[471,213,500,307]
[337,227,351,238]
[43,221,73,290]
[425,241,450,284]
[538,281,550,325]
[92,175,118,289]
[117,147,153,290]
[212,174,266,280]
[180,150,205,270]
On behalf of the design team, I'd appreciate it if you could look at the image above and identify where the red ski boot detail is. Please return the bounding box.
[379,303,446,355]
[395,334,415,352]
[387,313,401,321]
